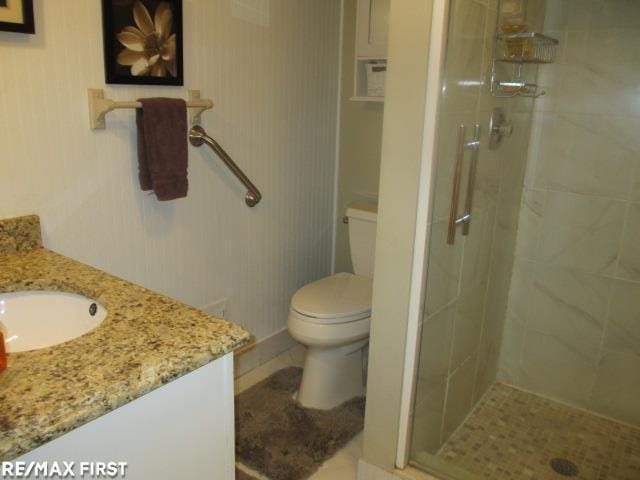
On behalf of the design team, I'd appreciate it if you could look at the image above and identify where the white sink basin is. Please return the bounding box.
[0,291,106,353]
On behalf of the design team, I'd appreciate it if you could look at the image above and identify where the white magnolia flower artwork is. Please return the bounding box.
[116,1,177,77]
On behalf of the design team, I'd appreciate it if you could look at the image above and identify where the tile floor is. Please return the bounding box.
[236,349,640,480]
[234,345,363,480]
[424,383,640,480]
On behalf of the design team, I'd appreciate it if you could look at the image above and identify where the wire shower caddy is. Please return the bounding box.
[490,26,559,98]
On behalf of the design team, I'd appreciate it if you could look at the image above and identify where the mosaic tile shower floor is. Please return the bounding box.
[431,384,640,479]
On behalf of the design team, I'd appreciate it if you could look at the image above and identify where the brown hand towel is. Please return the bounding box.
[136,98,189,201]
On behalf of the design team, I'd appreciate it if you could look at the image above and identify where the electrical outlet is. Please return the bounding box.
[202,298,227,319]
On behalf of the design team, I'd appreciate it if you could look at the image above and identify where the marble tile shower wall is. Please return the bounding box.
[411,0,542,457]
[498,0,640,426]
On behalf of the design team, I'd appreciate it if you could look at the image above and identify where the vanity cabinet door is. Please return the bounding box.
[356,0,390,57]
[16,354,236,480]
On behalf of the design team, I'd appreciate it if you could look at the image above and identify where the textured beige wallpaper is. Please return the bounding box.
[0,0,340,342]
[333,0,384,274]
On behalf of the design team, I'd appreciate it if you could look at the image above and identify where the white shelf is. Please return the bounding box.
[352,0,389,101]
[350,95,385,103]
[353,57,387,101]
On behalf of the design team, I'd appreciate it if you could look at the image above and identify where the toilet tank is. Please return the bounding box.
[346,202,378,278]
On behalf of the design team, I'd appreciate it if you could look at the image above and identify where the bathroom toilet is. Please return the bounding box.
[288,202,377,409]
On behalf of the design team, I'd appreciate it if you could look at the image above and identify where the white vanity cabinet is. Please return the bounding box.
[16,354,236,480]
[352,0,390,101]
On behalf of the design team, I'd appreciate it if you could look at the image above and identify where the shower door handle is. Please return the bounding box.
[462,124,481,236]
[447,124,467,245]
[447,123,481,245]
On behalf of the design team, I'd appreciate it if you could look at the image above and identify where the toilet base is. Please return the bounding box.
[296,339,368,410]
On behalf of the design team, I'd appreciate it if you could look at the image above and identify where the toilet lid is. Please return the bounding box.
[291,272,372,323]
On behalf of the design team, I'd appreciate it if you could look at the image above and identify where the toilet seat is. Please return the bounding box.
[290,272,372,324]
[288,309,370,347]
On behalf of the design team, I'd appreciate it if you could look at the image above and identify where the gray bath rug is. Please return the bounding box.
[235,367,365,480]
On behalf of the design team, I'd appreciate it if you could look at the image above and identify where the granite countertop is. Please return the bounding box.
[0,216,251,460]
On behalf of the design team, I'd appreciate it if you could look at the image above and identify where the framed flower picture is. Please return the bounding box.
[0,0,35,34]
[101,0,183,86]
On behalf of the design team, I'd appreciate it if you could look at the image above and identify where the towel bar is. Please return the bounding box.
[88,89,213,130]
[189,126,262,207]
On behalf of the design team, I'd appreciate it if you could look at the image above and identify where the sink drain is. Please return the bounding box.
[550,458,579,477]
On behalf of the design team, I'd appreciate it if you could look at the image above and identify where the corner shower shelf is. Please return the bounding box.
[495,32,559,64]
[490,31,559,98]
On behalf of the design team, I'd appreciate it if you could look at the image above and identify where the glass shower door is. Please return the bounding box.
[409,0,640,478]
[408,0,526,475]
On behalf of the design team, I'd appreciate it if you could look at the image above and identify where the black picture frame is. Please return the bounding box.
[0,0,35,34]
[101,0,184,86]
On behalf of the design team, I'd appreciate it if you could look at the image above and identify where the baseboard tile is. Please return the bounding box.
[234,328,300,378]
[234,335,257,356]
[358,459,443,480]
[358,459,403,480]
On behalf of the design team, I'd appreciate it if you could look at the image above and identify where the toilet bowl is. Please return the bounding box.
[288,272,372,409]
[287,202,377,410]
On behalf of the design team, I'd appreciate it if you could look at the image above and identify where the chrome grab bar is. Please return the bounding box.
[189,126,262,207]
[447,123,481,245]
